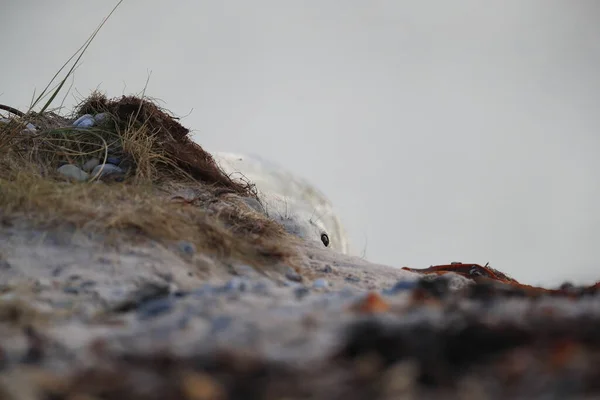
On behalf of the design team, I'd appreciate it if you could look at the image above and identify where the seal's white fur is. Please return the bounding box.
[212,152,349,255]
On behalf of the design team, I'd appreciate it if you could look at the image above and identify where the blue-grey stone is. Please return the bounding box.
[224,277,248,292]
[252,280,272,294]
[235,264,257,276]
[191,284,215,297]
[210,316,233,334]
[285,267,302,282]
[382,280,417,296]
[79,280,97,289]
[294,287,310,300]
[94,113,108,123]
[72,114,95,128]
[106,157,121,165]
[173,290,189,298]
[177,241,195,256]
[312,278,330,289]
[82,158,99,172]
[137,298,174,320]
[91,164,123,178]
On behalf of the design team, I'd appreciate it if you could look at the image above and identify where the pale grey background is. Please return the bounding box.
[2,1,600,286]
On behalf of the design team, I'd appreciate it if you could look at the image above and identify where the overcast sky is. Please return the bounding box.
[2,1,600,286]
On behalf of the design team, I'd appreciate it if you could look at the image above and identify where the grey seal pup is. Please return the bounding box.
[211,152,349,255]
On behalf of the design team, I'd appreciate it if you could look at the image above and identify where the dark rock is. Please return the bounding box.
[72,114,95,128]
[82,158,100,172]
[312,278,330,289]
[252,281,272,294]
[382,280,416,295]
[137,298,174,320]
[224,278,248,292]
[285,268,303,283]
[173,290,189,298]
[51,265,65,277]
[22,326,45,364]
[106,156,121,165]
[113,281,170,313]
[63,287,79,295]
[91,164,124,178]
[416,276,452,298]
[79,280,97,289]
[177,240,195,256]
[210,316,233,334]
[294,287,310,300]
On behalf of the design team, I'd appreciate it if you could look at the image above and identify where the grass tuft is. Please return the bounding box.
[0,0,298,272]
[0,93,296,270]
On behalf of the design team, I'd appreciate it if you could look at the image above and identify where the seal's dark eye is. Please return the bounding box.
[321,233,330,247]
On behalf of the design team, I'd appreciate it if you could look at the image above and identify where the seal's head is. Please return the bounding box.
[264,194,339,250]
[212,152,350,254]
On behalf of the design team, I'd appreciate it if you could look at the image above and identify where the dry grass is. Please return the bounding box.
[0,93,298,270]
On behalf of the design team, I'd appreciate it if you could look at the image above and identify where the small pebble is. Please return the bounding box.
[91,163,124,178]
[191,284,215,297]
[106,156,121,165]
[345,276,361,283]
[313,278,330,289]
[113,281,170,313]
[79,280,97,289]
[285,267,302,283]
[281,280,301,288]
[210,316,233,334]
[322,265,333,273]
[57,164,89,182]
[63,287,79,295]
[35,278,53,289]
[72,114,95,128]
[294,287,310,300]
[94,113,108,123]
[0,119,36,132]
[382,280,417,296]
[234,264,258,277]
[177,241,195,256]
[560,282,575,290]
[173,290,189,298]
[252,280,272,294]
[82,158,99,172]
[137,298,174,320]
[224,277,248,292]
